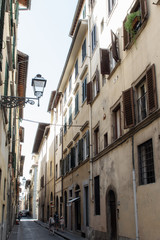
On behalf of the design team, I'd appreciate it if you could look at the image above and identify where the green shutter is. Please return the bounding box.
[4,61,9,96]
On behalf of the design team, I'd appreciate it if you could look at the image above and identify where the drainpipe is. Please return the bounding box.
[132,136,139,240]
[87,3,94,202]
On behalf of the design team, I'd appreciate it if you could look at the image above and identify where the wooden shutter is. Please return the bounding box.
[86,130,90,157]
[87,81,92,104]
[100,48,110,75]
[111,30,120,62]
[146,64,157,114]
[140,0,148,22]
[96,68,100,93]
[123,17,130,50]
[123,87,135,128]
[78,139,83,164]
[71,147,75,169]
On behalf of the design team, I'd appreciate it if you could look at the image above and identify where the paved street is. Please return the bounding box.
[8,218,64,240]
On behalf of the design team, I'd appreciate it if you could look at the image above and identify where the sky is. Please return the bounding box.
[18,0,78,179]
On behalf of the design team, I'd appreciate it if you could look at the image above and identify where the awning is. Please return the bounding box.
[68,197,80,203]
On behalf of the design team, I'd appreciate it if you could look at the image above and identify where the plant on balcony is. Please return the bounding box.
[125,10,141,38]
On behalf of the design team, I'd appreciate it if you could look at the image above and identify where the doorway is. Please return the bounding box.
[107,190,117,240]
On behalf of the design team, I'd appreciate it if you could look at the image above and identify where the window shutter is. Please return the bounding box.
[146,64,157,114]
[0,0,5,71]
[78,139,83,164]
[123,17,130,50]
[61,160,64,176]
[100,48,110,75]
[87,81,93,104]
[86,130,90,157]
[140,0,148,22]
[96,68,100,93]
[71,147,75,169]
[123,87,135,128]
[66,155,69,173]
[111,30,120,62]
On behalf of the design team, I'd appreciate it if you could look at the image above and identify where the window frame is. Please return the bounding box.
[82,75,87,103]
[82,38,87,63]
[91,24,97,53]
[138,139,155,185]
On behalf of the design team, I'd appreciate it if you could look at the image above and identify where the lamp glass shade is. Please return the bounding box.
[32,74,47,98]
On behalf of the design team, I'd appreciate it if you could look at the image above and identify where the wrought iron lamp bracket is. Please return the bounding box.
[0,96,40,108]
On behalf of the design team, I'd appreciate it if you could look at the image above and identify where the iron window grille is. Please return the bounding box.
[138,139,155,185]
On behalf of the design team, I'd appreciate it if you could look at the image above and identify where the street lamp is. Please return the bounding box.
[0,74,47,108]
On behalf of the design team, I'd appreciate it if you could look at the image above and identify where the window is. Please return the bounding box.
[82,39,86,63]
[64,115,67,134]
[56,164,58,180]
[87,68,99,104]
[55,135,58,150]
[137,80,147,122]
[94,126,99,156]
[123,0,148,50]
[59,127,63,145]
[101,18,104,33]
[104,132,108,148]
[69,104,72,126]
[83,130,90,160]
[123,65,157,128]
[82,76,87,103]
[94,175,100,215]
[3,178,6,200]
[92,25,97,52]
[71,147,75,169]
[75,92,79,116]
[69,76,72,93]
[41,175,44,188]
[83,4,86,19]
[75,144,78,167]
[92,69,99,99]
[138,139,155,185]
[60,100,62,115]
[50,161,52,177]
[75,59,78,79]
[64,88,67,104]
[113,104,121,140]
[100,31,120,75]
[84,186,89,226]
[108,0,116,15]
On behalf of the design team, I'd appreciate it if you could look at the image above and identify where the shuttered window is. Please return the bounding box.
[146,64,157,114]
[111,30,120,62]
[92,25,96,52]
[82,39,86,63]
[75,92,79,116]
[123,0,148,50]
[123,87,135,128]
[71,147,75,169]
[78,139,83,164]
[82,76,87,103]
[100,48,110,75]
[4,61,9,96]
[87,81,92,104]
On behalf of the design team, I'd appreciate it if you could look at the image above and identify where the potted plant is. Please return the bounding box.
[125,10,141,38]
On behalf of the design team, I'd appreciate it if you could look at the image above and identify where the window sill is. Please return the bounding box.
[91,92,99,105]
[81,98,87,107]
[74,110,80,119]
[107,61,121,80]
[125,19,148,51]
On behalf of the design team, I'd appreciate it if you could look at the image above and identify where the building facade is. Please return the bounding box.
[32,0,160,239]
[0,0,31,239]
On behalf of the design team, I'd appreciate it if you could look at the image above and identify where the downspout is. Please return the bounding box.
[132,136,139,240]
[87,3,93,202]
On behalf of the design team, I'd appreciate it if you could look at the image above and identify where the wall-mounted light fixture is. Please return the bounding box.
[0,74,47,108]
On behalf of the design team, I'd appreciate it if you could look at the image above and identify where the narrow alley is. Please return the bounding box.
[8,218,64,240]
